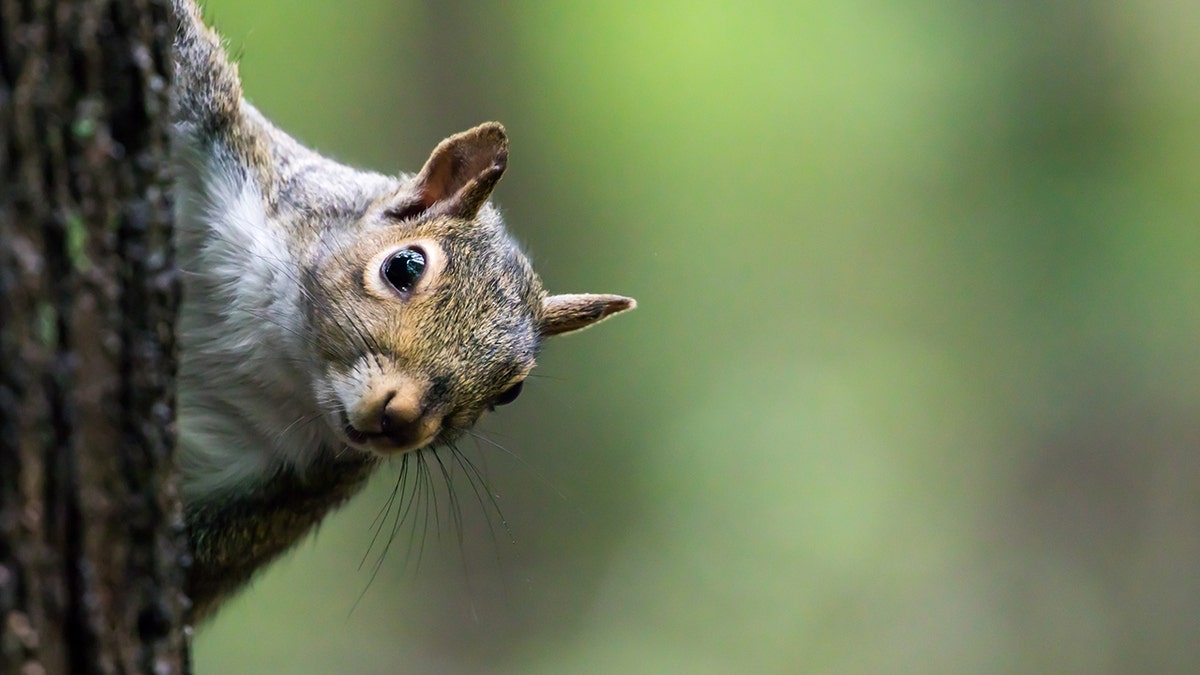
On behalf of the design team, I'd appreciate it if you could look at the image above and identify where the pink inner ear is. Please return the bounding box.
[385,153,459,221]
[422,151,460,202]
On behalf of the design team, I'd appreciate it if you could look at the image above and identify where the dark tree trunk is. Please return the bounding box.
[0,0,188,673]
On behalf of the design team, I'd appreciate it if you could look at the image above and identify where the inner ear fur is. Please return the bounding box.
[540,294,637,337]
[386,122,508,221]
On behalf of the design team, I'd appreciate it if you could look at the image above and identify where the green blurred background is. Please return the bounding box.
[193,1,1200,673]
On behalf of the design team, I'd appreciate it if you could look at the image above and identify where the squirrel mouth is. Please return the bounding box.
[341,418,372,445]
[338,410,436,454]
[337,410,376,447]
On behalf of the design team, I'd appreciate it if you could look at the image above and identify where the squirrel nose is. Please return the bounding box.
[379,392,428,449]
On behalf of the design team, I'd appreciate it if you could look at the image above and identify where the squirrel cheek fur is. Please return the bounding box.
[171,0,636,621]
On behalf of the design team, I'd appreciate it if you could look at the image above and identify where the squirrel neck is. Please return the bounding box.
[173,108,395,503]
[185,449,378,621]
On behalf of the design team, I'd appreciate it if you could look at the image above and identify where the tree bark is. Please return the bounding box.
[0,0,187,673]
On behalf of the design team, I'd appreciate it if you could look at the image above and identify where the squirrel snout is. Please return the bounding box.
[364,389,439,452]
[379,392,426,448]
[343,380,440,453]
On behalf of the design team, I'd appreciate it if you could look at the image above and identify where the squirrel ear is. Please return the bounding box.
[386,122,508,221]
[540,294,637,337]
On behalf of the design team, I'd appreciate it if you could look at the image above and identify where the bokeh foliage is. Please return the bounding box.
[194,1,1200,672]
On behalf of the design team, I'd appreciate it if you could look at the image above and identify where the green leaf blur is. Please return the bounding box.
[195,1,1200,673]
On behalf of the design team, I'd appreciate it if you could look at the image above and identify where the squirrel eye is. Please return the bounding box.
[381,247,427,294]
[492,381,523,407]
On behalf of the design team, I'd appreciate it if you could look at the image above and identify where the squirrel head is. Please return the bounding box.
[303,123,635,455]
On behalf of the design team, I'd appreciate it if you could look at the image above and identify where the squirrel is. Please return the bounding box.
[170,0,635,621]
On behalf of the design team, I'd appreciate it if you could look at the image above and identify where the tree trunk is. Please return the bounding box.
[0,0,188,673]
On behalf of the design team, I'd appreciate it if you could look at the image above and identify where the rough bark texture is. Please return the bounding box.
[0,0,187,673]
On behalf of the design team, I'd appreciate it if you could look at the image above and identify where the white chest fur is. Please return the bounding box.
[173,142,335,502]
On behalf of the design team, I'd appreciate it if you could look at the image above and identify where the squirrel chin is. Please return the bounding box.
[360,438,437,456]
